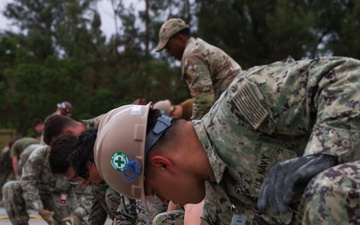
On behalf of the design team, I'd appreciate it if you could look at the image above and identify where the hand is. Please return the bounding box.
[62,213,82,225]
[38,208,56,225]
[257,154,337,215]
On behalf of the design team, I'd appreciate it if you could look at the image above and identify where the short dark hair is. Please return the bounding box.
[69,128,98,179]
[43,114,77,145]
[32,118,43,128]
[49,134,77,175]
[146,109,180,154]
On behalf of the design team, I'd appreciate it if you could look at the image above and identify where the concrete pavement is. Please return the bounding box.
[0,206,113,225]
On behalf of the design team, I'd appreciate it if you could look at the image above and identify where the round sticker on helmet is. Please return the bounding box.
[110,152,129,172]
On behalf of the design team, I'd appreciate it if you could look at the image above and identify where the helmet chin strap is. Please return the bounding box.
[145,114,173,158]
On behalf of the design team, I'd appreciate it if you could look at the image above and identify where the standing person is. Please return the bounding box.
[54,101,73,117]
[155,18,242,119]
[93,56,360,224]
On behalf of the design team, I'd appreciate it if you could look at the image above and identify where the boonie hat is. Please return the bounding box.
[155,18,189,52]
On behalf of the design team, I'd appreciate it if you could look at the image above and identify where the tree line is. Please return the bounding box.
[1,0,359,135]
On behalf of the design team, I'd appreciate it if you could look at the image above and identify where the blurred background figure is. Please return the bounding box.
[54,101,73,116]
[153,98,193,120]
[32,118,44,142]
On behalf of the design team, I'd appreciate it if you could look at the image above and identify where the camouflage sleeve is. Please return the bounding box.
[72,185,94,219]
[81,114,104,129]
[183,55,215,120]
[302,58,360,162]
[135,197,167,225]
[88,197,108,225]
[115,196,137,225]
[20,147,47,210]
[300,160,360,224]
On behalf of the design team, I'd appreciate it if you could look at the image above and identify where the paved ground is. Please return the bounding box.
[0,206,113,225]
[0,207,47,225]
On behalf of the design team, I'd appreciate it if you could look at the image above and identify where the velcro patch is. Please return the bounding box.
[232,84,269,129]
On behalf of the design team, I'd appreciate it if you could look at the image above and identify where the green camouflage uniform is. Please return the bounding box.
[299,160,360,225]
[89,182,127,225]
[17,143,43,178]
[135,198,168,225]
[2,145,93,225]
[82,114,103,129]
[152,210,184,225]
[0,146,12,200]
[181,37,242,119]
[193,57,360,224]
[114,195,168,224]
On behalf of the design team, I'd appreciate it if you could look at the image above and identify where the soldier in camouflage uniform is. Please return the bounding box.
[155,18,242,120]
[49,129,168,225]
[44,114,168,224]
[2,144,93,225]
[17,143,43,178]
[0,146,11,206]
[93,56,360,225]
[298,160,360,225]
[10,136,40,179]
[1,114,103,225]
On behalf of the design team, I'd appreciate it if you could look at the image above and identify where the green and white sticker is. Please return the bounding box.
[110,152,129,172]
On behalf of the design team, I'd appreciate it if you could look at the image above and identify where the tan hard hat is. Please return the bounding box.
[94,103,150,209]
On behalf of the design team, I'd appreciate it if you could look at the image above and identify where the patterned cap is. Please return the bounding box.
[57,101,73,116]
[155,18,189,52]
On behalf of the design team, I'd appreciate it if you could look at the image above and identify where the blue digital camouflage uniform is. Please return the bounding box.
[2,145,93,225]
[181,37,242,119]
[193,57,360,224]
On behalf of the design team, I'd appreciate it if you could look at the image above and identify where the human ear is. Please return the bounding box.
[150,156,175,173]
[65,128,74,134]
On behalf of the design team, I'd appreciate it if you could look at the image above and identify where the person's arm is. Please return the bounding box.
[11,156,19,179]
[184,201,204,225]
[70,185,96,223]
[183,56,215,120]
[87,187,108,225]
[20,146,47,210]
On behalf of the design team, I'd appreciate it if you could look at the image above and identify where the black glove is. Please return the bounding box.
[257,154,337,215]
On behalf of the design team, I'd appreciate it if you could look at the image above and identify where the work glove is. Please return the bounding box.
[38,208,56,225]
[257,154,337,215]
[62,212,82,225]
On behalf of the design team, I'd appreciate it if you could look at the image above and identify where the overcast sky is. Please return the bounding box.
[0,0,144,39]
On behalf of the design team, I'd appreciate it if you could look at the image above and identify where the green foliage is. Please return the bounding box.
[1,0,360,135]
